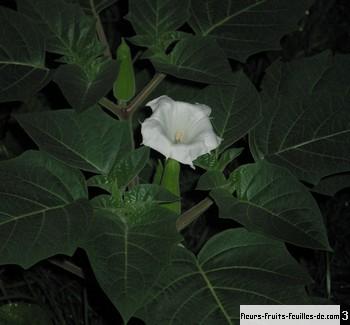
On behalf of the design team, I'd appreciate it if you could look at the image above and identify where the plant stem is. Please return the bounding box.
[176,197,213,232]
[132,50,143,64]
[99,97,125,119]
[161,159,181,214]
[99,72,166,120]
[90,0,112,58]
[127,73,166,115]
[48,258,85,279]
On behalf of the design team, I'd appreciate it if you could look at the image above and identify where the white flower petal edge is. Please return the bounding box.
[141,95,222,167]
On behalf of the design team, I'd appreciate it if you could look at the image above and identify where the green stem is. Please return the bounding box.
[176,197,213,231]
[100,72,166,120]
[99,97,124,119]
[127,73,166,115]
[127,117,139,188]
[90,0,112,58]
[48,258,85,279]
[161,159,181,214]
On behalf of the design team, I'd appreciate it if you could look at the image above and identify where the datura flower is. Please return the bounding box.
[141,96,222,167]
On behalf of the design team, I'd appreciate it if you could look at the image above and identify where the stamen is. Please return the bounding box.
[175,130,185,143]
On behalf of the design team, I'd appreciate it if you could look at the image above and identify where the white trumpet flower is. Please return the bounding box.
[141,96,222,167]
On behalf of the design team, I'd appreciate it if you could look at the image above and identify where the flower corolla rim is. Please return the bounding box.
[141,95,222,167]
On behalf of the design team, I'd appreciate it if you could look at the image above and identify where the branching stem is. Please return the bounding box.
[99,73,166,120]
[90,0,112,58]
[127,73,166,115]
[98,97,124,119]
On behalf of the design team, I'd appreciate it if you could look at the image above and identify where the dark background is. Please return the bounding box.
[0,0,350,324]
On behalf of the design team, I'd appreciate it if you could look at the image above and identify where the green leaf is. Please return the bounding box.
[17,0,104,63]
[312,173,350,196]
[0,8,50,103]
[211,161,331,250]
[189,0,313,61]
[144,228,311,324]
[110,147,150,187]
[68,0,118,14]
[312,53,350,97]
[0,303,53,325]
[131,32,190,57]
[54,60,118,111]
[82,202,180,322]
[194,153,218,171]
[88,147,150,190]
[250,52,350,184]
[196,70,261,151]
[151,36,233,84]
[194,147,243,171]
[124,184,179,204]
[86,175,112,192]
[0,151,91,268]
[197,171,229,191]
[152,77,202,102]
[216,148,244,171]
[16,107,131,174]
[127,0,190,51]
[90,184,179,211]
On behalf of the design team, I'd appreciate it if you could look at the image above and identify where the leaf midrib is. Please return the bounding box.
[196,261,233,324]
[0,60,48,69]
[237,198,326,248]
[276,129,350,154]
[0,203,66,227]
[202,0,267,36]
[20,121,103,172]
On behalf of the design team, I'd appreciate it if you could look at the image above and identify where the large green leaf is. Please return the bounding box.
[127,0,190,51]
[196,70,261,151]
[197,170,229,191]
[0,303,52,325]
[68,0,118,14]
[312,173,350,196]
[151,36,233,84]
[120,184,178,206]
[0,151,91,268]
[195,148,244,171]
[83,196,180,323]
[17,0,104,61]
[17,0,113,109]
[261,51,350,99]
[152,77,202,103]
[109,146,150,187]
[250,52,350,184]
[211,161,331,250]
[144,228,311,324]
[54,61,118,111]
[16,107,131,174]
[87,147,150,190]
[0,8,50,103]
[189,0,313,61]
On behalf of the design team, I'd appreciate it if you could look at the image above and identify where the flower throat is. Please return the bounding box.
[175,130,185,143]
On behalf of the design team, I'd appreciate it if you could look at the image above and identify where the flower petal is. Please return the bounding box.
[141,118,173,158]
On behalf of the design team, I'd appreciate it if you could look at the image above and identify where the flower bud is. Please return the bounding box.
[113,38,135,103]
